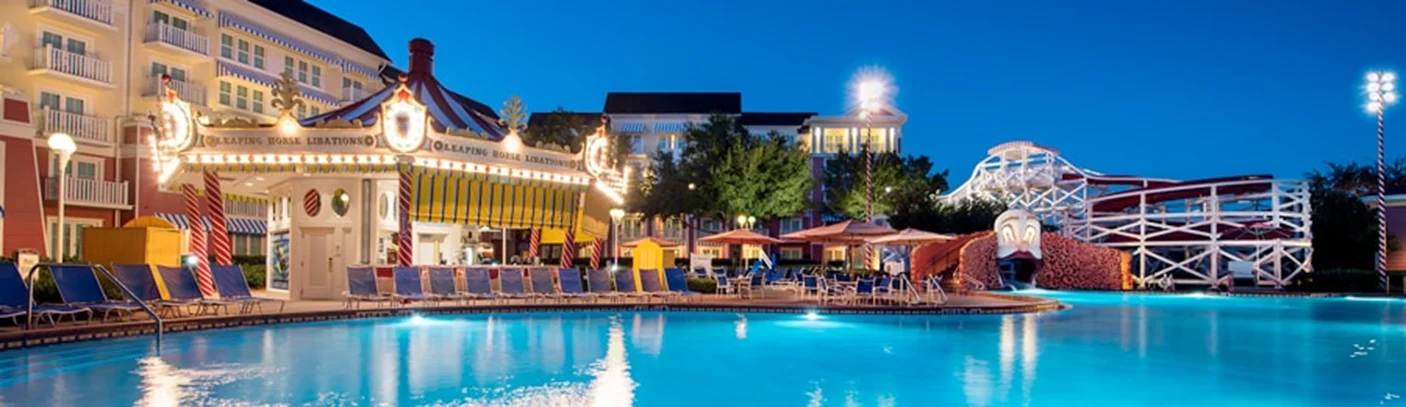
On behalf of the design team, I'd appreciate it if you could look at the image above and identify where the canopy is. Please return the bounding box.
[699,229,787,245]
[780,220,897,243]
[622,237,682,248]
[867,228,953,246]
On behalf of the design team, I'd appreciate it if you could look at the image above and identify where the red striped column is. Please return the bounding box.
[204,171,232,266]
[589,238,604,270]
[528,228,540,259]
[561,228,575,268]
[183,184,216,296]
[398,165,414,267]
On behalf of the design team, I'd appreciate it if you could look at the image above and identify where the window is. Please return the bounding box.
[51,156,101,180]
[39,92,61,111]
[235,85,248,110]
[154,11,189,30]
[41,32,63,50]
[311,66,321,87]
[822,128,849,154]
[701,219,721,234]
[252,90,264,114]
[48,218,103,261]
[64,98,84,115]
[343,78,361,91]
[310,106,320,117]
[700,247,723,257]
[149,62,166,78]
[220,34,233,59]
[780,218,803,234]
[41,32,85,55]
[657,134,676,151]
[629,135,643,155]
[283,56,295,76]
[296,104,306,118]
[825,247,846,262]
[218,81,231,106]
[236,39,249,64]
[150,63,187,82]
[742,245,763,260]
[860,127,888,152]
[780,247,804,260]
[253,46,265,69]
[297,61,308,83]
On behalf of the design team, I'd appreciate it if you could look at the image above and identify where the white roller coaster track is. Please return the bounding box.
[941,141,1313,289]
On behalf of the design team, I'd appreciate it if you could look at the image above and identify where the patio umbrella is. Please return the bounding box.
[867,228,954,246]
[699,229,787,245]
[781,220,897,271]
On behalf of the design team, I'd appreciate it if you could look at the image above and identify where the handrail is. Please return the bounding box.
[27,263,163,352]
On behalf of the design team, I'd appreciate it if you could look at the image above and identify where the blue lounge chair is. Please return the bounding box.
[112,263,193,317]
[802,275,821,299]
[156,265,233,315]
[463,267,496,302]
[613,270,650,301]
[50,264,144,321]
[211,265,285,313]
[392,266,435,304]
[586,269,620,302]
[852,278,876,305]
[663,268,701,300]
[528,268,558,300]
[715,274,733,297]
[427,267,466,304]
[638,269,677,300]
[557,268,590,300]
[0,263,89,326]
[497,268,531,301]
[344,266,389,308]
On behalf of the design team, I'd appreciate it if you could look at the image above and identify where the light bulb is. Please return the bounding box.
[1384,72,1398,83]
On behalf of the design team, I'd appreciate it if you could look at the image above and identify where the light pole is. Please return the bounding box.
[1366,71,1399,291]
[855,77,889,223]
[609,208,625,269]
[47,133,76,262]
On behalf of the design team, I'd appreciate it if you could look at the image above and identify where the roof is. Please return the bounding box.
[739,112,816,127]
[604,92,742,114]
[249,0,389,60]
[377,65,498,120]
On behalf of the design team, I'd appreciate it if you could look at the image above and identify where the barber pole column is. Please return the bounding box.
[589,239,604,270]
[528,229,540,259]
[560,228,575,268]
[183,184,216,296]
[204,171,232,266]
[397,164,414,267]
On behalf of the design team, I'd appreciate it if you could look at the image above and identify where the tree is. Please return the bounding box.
[523,107,593,152]
[1303,159,1406,270]
[889,198,1007,235]
[823,151,949,220]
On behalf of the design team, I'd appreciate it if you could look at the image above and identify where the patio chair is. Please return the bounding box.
[711,267,728,279]
[156,265,235,316]
[528,268,558,300]
[0,263,89,326]
[587,269,621,302]
[715,274,734,297]
[663,268,701,301]
[210,265,285,314]
[733,272,757,298]
[852,278,876,305]
[392,266,435,304]
[875,275,894,303]
[112,263,195,317]
[463,267,497,302]
[51,264,145,321]
[801,275,822,299]
[427,267,467,305]
[637,269,677,300]
[344,266,390,308]
[557,268,591,301]
[497,268,532,301]
[613,270,650,301]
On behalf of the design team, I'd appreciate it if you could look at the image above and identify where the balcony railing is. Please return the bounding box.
[146,76,207,106]
[40,108,110,146]
[45,177,130,208]
[33,46,113,85]
[340,86,365,104]
[144,22,209,56]
[30,0,113,27]
[660,227,684,242]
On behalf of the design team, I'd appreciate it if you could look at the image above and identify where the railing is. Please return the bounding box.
[660,227,684,242]
[144,22,209,55]
[225,199,267,218]
[45,177,131,207]
[340,86,365,103]
[30,0,113,26]
[41,108,110,145]
[27,263,163,352]
[146,76,207,106]
[33,46,112,85]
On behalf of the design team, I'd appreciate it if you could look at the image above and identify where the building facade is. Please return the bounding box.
[0,0,391,259]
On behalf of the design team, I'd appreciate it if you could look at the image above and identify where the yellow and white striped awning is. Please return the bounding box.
[412,171,586,230]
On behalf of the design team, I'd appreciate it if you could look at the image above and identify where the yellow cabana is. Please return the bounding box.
[622,237,679,291]
[83,216,186,299]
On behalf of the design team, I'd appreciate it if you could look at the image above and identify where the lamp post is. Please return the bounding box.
[1366,71,1399,291]
[609,208,625,269]
[47,133,76,262]
[855,78,889,223]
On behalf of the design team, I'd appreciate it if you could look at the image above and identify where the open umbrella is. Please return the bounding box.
[780,220,897,243]
[867,228,954,246]
[699,229,787,245]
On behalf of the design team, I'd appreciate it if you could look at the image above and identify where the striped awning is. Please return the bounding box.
[411,171,585,230]
[150,0,212,18]
[301,75,505,137]
[341,60,379,79]
[226,217,267,235]
[653,123,688,133]
[154,213,209,231]
[613,122,646,133]
[218,12,339,66]
[215,62,338,106]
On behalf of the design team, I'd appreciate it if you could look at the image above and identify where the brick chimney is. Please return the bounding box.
[408,38,434,77]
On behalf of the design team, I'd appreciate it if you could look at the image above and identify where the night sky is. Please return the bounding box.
[313,0,1405,182]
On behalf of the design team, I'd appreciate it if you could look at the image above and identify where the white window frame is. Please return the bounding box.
[34,85,91,116]
[45,216,104,260]
[780,247,804,260]
[37,25,94,56]
[220,34,233,59]
[50,154,103,179]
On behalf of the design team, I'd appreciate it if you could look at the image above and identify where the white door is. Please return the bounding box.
[300,228,333,299]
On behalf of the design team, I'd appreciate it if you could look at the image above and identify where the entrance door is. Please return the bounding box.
[301,228,334,299]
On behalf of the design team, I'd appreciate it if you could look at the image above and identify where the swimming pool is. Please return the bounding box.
[0,293,1403,406]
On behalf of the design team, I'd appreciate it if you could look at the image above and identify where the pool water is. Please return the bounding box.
[1,293,1404,406]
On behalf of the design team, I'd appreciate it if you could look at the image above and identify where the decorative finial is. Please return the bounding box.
[499,96,527,134]
[270,71,305,115]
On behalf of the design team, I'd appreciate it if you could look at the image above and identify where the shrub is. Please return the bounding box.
[243,264,266,289]
[232,255,267,266]
[1289,269,1380,293]
[686,277,717,294]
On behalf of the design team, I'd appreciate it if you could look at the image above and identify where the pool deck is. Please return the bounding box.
[0,291,1059,350]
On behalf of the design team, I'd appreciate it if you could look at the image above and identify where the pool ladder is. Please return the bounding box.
[26,263,164,353]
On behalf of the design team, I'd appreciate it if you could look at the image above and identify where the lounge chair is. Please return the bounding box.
[528,268,558,300]
[112,263,194,317]
[637,269,677,300]
[586,269,621,302]
[0,263,89,326]
[663,268,701,301]
[557,268,591,301]
[497,268,532,301]
[50,264,145,321]
[801,275,822,299]
[851,278,876,305]
[613,270,651,301]
[392,266,435,304]
[715,274,734,297]
[427,267,466,305]
[211,265,285,313]
[156,265,233,315]
[344,266,390,308]
[463,267,497,302]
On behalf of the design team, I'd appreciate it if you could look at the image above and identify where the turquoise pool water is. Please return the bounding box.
[1,293,1404,406]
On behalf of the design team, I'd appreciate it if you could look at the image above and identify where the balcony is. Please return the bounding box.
[29,0,115,30]
[340,86,366,104]
[144,22,209,57]
[30,46,113,87]
[40,108,110,146]
[144,76,207,106]
[45,177,131,209]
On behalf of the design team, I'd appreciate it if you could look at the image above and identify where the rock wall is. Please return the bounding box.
[957,232,1131,290]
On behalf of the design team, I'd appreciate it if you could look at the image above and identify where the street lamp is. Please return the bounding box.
[47,133,76,262]
[609,208,625,269]
[852,71,892,224]
[1366,71,1399,291]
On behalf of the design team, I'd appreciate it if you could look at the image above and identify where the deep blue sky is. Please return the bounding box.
[315,0,1404,181]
